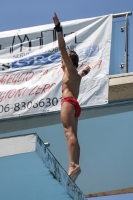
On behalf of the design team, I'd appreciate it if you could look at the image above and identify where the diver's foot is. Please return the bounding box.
[68,165,81,182]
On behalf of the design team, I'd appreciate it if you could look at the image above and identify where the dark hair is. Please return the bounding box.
[68,50,79,68]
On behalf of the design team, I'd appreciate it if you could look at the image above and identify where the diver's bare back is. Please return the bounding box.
[62,67,81,100]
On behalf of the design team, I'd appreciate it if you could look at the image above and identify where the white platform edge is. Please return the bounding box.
[0,134,36,157]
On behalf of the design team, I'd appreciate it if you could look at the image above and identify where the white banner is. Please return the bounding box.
[0,15,112,119]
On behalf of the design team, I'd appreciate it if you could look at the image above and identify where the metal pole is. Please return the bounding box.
[124,14,129,73]
[112,11,132,73]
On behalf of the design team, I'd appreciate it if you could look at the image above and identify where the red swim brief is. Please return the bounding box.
[61,97,81,118]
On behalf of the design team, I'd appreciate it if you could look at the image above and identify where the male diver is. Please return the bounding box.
[53,12,91,181]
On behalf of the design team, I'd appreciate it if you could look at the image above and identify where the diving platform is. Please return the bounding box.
[0,134,86,200]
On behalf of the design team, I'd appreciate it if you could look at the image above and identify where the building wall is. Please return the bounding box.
[0,101,133,195]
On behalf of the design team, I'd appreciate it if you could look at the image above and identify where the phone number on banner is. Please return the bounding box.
[0,97,60,114]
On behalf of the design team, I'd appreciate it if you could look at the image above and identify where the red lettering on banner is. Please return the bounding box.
[49,83,56,91]
[29,86,38,96]
[28,83,56,96]
[52,68,63,76]
[0,87,28,102]
[0,71,35,85]
[41,84,51,93]
[12,73,21,85]
[40,70,48,78]
[93,60,102,69]
[0,75,9,84]
[0,91,6,102]
[36,70,49,80]
[35,86,43,95]
[8,89,16,98]
[25,72,34,81]
[22,87,28,96]
[14,87,27,97]
[52,68,58,76]
[7,74,15,84]
[82,60,103,70]
[17,73,27,82]
[5,90,11,98]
